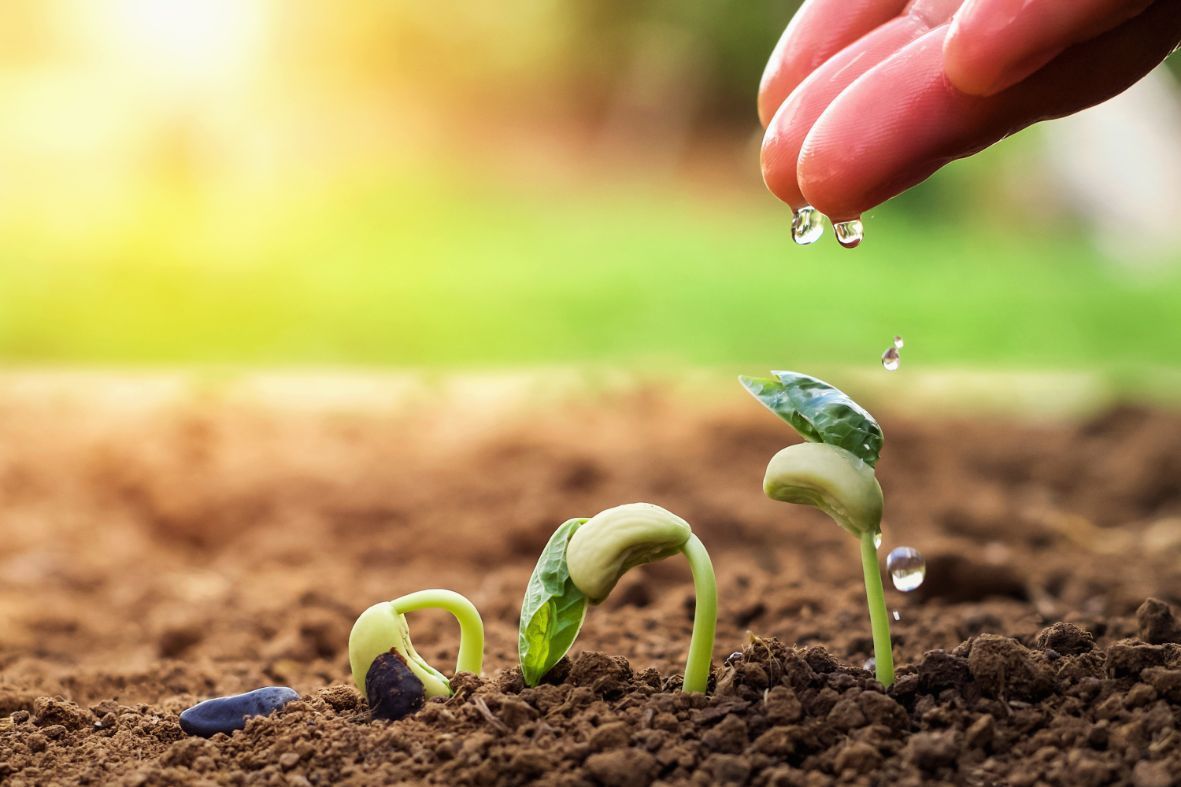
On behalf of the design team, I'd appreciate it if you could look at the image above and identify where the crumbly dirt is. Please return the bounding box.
[2,378,1181,785]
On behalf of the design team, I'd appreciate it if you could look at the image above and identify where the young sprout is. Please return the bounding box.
[519,503,717,693]
[349,589,484,717]
[741,371,895,687]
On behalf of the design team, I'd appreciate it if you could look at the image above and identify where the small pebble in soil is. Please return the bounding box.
[366,651,426,721]
[179,686,299,738]
[886,546,926,592]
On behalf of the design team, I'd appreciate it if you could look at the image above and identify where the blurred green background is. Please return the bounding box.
[1,0,1179,375]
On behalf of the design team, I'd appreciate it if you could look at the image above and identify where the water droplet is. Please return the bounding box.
[791,206,824,246]
[881,346,900,371]
[893,335,904,349]
[863,657,876,672]
[873,532,882,549]
[725,651,744,666]
[833,219,863,248]
[886,546,926,592]
[892,610,901,621]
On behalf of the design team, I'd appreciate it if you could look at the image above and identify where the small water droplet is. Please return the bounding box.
[887,546,926,592]
[893,335,904,349]
[873,532,882,549]
[791,206,824,245]
[881,346,900,371]
[833,219,863,248]
[863,657,876,672]
[892,609,901,621]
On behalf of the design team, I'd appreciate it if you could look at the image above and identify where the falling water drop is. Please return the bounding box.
[881,346,900,371]
[833,219,863,248]
[886,546,926,592]
[892,610,901,621]
[791,206,824,246]
[893,335,904,349]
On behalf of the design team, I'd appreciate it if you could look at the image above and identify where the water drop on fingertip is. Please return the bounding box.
[791,206,824,245]
[833,219,863,248]
[881,346,900,371]
[886,546,926,592]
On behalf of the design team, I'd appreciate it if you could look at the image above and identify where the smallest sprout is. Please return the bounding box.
[349,589,485,701]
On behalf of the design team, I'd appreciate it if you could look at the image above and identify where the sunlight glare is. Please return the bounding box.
[103,0,267,86]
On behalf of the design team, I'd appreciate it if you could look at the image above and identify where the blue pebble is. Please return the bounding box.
[179,686,300,737]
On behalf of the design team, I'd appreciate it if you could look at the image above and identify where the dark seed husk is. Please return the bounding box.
[366,651,426,721]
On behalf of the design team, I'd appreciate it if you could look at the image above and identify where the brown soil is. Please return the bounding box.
[2,379,1181,785]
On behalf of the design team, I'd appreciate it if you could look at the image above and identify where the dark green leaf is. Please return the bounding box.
[739,371,883,466]
[519,518,589,687]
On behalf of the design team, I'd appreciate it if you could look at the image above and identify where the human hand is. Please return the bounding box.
[758,0,1181,231]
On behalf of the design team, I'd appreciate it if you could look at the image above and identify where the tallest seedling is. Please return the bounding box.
[740,371,894,686]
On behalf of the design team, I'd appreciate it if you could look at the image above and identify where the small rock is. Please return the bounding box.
[1142,667,1181,702]
[1106,639,1173,679]
[967,635,1053,700]
[366,652,426,721]
[178,686,300,738]
[278,752,301,770]
[917,650,971,694]
[1137,598,1181,645]
[1034,622,1094,655]
[834,741,883,774]
[584,749,657,787]
[906,730,958,772]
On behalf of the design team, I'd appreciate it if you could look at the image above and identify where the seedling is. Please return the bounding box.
[349,589,484,715]
[518,502,717,693]
[740,371,894,686]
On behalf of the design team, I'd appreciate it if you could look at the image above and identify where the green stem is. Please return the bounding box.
[859,530,894,687]
[390,589,485,676]
[679,534,717,693]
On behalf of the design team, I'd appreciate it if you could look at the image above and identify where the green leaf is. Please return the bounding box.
[739,371,884,467]
[518,518,589,687]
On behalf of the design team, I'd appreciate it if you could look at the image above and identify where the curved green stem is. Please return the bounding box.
[390,589,485,676]
[679,534,717,693]
[859,531,894,687]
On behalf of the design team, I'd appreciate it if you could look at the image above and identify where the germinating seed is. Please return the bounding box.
[886,546,926,592]
[366,651,426,721]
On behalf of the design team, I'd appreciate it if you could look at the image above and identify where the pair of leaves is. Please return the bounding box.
[518,518,588,687]
[739,371,884,467]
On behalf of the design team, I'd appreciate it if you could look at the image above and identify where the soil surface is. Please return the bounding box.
[2,377,1181,785]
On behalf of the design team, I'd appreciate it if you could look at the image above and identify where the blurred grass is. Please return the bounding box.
[1,170,1180,373]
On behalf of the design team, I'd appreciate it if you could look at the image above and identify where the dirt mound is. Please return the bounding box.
[2,384,1181,784]
[5,627,1181,785]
